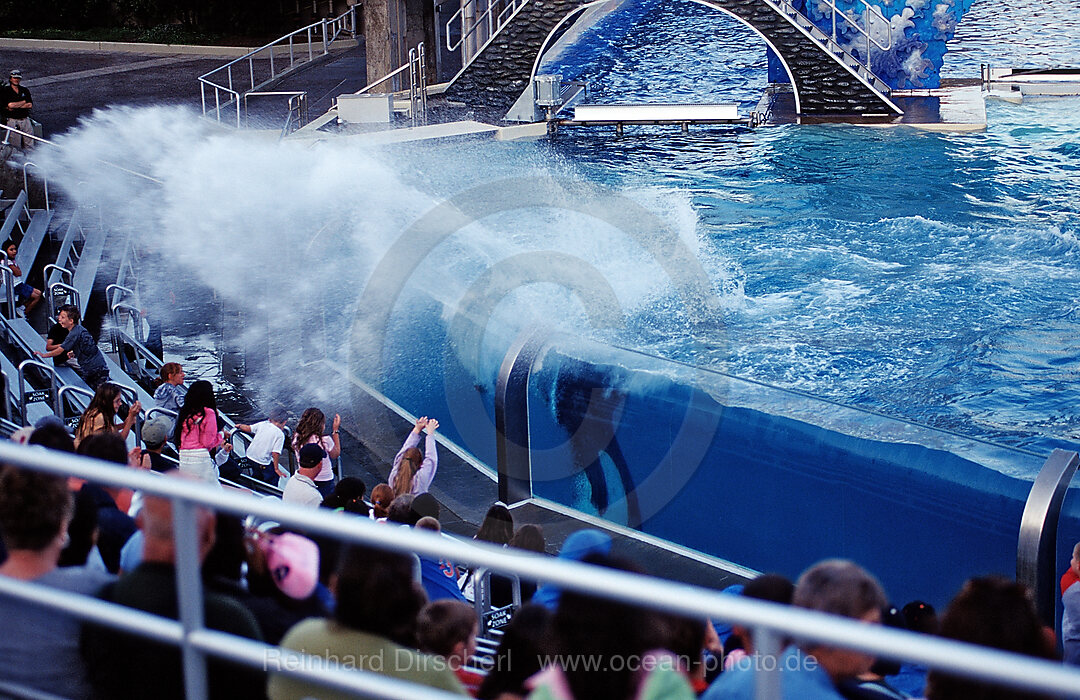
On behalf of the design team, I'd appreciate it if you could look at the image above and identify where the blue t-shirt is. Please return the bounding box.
[419,555,467,603]
[60,323,107,376]
[0,566,115,699]
[703,646,846,700]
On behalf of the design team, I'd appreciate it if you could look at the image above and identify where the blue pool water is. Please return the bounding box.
[536,0,1080,457]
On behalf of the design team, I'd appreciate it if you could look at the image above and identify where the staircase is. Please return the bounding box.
[709,0,901,115]
[443,0,903,118]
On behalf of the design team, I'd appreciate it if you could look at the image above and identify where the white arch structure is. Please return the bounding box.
[525,0,802,114]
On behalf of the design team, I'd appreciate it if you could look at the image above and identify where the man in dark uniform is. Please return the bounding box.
[0,69,33,150]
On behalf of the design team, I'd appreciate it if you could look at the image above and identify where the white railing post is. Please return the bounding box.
[322,18,330,54]
[173,498,210,700]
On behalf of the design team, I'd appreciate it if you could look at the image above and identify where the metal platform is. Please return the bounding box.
[562,103,746,134]
[984,66,1080,97]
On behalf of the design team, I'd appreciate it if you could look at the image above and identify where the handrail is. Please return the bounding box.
[243,91,309,136]
[1018,449,1080,625]
[199,7,356,128]
[57,384,94,426]
[43,263,72,286]
[408,45,429,127]
[4,443,1080,700]
[823,0,891,53]
[16,358,60,419]
[0,265,15,320]
[106,283,135,310]
[355,63,411,96]
[446,0,530,60]
[47,281,80,318]
[21,161,49,211]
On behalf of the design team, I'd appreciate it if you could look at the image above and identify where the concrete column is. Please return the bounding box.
[364,0,395,86]
[405,0,438,82]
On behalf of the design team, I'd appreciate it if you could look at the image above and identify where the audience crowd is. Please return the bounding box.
[0,387,1076,700]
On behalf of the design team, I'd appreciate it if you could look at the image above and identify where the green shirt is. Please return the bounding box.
[268,618,467,699]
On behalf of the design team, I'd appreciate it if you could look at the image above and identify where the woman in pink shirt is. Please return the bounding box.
[173,380,228,485]
[292,407,341,498]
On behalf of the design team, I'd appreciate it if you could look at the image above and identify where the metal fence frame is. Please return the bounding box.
[2,442,1080,700]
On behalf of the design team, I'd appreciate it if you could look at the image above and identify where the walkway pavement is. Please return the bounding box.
[0,38,366,138]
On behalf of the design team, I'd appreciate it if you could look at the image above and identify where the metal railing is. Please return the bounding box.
[349,43,430,125]
[3,443,1080,700]
[824,0,891,66]
[775,0,891,76]
[243,91,309,137]
[198,7,356,128]
[355,63,411,96]
[445,0,531,65]
[409,44,429,127]
[21,162,49,211]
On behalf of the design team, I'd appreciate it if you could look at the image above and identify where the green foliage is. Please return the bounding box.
[0,0,295,35]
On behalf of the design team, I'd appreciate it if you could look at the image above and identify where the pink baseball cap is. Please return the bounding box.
[259,532,320,599]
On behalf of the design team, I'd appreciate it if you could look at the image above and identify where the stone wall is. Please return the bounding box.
[445,0,896,117]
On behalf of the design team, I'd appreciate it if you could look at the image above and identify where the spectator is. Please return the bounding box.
[1062,542,1080,666]
[370,482,394,519]
[387,494,417,524]
[321,477,369,516]
[885,601,939,697]
[466,511,538,607]
[76,433,138,573]
[152,362,186,414]
[837,605,912,700]
[45,316,70,367]
[414,514,469,604]
[173,379,228,485]
[268,542,466,699]
[29,417,75,452]
[531,529,612,610]
[73,383,140,448]
[292,407,340,499]
[703,559,888,700]
[0,464,114,700]
[527,553,695,700]
[235,407,288,485]
[500,523,549,605]
[477,604,553,700]
[418,599,484,695]
[281,444,325,507]
[476,503,515,546]
[241,529,326,645]
[925,576,1057,700]
[139,414,174,472]
[390,416,439,497]
[510,524,546,554]
[35,304,110,390]
[83,473,265,699]
[2,238,42,315]
[652,612,712,695]
[722,573,795,671]
[1,68,33,151]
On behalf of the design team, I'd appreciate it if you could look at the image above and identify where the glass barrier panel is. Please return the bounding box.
[527,334,1051,609]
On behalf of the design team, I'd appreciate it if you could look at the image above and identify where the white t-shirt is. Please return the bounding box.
[246,421,285,466]
[282,473,323,507]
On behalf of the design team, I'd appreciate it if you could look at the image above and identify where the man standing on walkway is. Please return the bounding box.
[0,69,33,151]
